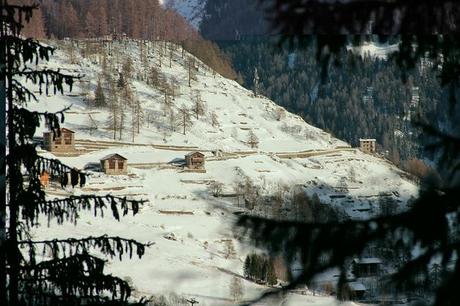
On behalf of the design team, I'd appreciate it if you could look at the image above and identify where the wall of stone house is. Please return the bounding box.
[44,132,75,152]
[101,159,127,175]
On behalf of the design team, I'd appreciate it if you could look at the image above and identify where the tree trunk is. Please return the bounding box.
[6,36,19,306]
[0,13,7,305]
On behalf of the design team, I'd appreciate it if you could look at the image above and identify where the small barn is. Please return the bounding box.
[43,128,75,152]
[100,154,128,175]
[344,282,366,300]
[359,138,376,154]
[185,152,205,169]
[353,258,382,278]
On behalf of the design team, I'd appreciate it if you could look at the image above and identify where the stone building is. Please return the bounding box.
[359,138,376,154]
[100,154,128,175]
[185,152,205,169]
[43,128,75,152]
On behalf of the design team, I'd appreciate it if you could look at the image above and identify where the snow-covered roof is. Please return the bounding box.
[359,138,376,142]
[100,153,127,161]
[347,281,366,291]
[353,257,383,265]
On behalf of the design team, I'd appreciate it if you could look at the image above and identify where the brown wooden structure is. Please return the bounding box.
[185,151,205,169]
[359,138,376,154]
[100,154,128,175]
[43,128,75,152]
[352,258,382,278]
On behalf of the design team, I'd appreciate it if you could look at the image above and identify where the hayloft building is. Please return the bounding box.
[43,128,75,152]
[100,154,128,175]
[185,152,205,169]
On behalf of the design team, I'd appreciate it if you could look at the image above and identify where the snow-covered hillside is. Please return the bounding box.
[161,0,206,29]
[28,39,417,305]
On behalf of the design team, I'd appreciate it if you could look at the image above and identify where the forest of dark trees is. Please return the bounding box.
[217,38,448,165]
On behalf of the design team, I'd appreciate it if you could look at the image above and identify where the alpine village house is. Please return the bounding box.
[100,154,128,175]
[185,152,205,169]
[43,128,75,152]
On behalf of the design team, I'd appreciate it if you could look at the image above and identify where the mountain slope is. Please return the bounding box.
[27,39,418,305]
[161,0,207,29]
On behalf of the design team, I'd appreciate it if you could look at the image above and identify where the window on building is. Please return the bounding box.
[109,160,116,169]
[64,134,72,145]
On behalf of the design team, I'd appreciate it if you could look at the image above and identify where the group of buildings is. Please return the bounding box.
[40,128,205,186]
[41,127,376,185]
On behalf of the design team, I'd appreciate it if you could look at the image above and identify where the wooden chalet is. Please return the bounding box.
[185,152,205,169]
[352,258,382,278]
[100,154,128,175]
[43,128,75,152]
[344,282,366,300]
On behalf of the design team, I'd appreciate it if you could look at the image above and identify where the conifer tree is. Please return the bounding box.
[1,3,151,305]
[243,255,251,278]
[94,78,106,107]
[266,259,277,286]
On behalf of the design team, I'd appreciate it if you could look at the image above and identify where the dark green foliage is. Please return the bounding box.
[1,3,151,306]
[266,259,277,286]
[243,253,277,285]
[94,79,106,107]
[218,37,449,162]
[229,2,460,306]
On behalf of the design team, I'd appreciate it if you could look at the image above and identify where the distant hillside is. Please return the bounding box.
[161,0,207,29]
[14,0,237,80]
[25,39,418,304]
[200,0,272,40]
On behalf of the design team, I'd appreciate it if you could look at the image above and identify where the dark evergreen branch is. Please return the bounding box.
[0,34,55,66]
[18,235,154,262]
[11,80,37,103]
[35,195,147,227]
[236,186,459,304]
[17,254,135,301]
[16,291,149,306]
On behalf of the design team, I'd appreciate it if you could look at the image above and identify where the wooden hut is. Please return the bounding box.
[352,258,382,278]
[185,152,205,169]
[43,128,75,152]
[100,154,128,175]
[343,282,366,300]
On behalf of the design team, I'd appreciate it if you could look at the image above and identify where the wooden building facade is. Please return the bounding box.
[352,258,382,278]
[100,154,128,175]
[185,152,205,169]
[43,128,75,152]
[359,138,376,154]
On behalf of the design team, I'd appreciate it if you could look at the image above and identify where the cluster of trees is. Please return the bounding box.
[14,0,238,81]
[1,4,151,306]
[232,171,340,222]
[73,38,220,141]
[243,254,277,286]
[18,0,193,41]
[200,0,272,40]
[218,37,448,165]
